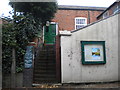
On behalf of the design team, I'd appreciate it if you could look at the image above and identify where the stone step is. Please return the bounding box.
[42,45,55,49]
[34,62,56,65]
[33,79,57,84]
[37,58,56,61]
[34,68,56,72]
[33,45,57,83]
[36,60,56,63]
[34,66,56,70]
[33,76,57,83]
[38,51,55,55]
[39,51,55,54]
[33,77,57,81]
[40,48,55,51]
[34,69,55,72]
[34,66,55,69]
[34,70,56,74]
[38,56,55,59]
[35,62,56,66]
[34,74,56,78]
[37,54,55,57]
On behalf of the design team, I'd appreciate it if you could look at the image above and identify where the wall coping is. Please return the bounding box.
[59,30,72,36]
[71,12,120,33]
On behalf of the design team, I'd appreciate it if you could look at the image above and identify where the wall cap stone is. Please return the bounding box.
[59,30,72,36]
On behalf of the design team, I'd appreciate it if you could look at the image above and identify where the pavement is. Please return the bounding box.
[2,81,120,90]
[33,81,120,88]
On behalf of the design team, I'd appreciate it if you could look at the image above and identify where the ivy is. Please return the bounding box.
[2,2,58,73]
[2,21,14,73]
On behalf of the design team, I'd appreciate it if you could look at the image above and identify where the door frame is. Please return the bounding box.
[43,22,58,44]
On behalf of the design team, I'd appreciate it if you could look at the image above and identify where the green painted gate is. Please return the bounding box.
[44,23,56,44]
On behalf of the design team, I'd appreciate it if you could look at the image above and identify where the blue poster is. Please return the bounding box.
[24,46,34,68]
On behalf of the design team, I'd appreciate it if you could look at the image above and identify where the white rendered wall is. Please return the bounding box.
[60,14,119,83]
[0,20,2,89]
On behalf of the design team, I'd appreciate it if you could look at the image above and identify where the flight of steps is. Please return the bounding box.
[33,45,57,84]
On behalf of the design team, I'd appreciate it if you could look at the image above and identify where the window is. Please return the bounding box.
[75,17,87,30]
[113,5,120,14]
[103,11,109,19]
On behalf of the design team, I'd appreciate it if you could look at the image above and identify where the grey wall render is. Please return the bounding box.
[60,13,119,83]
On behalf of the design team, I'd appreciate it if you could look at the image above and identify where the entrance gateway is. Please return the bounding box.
[33,22,60,84]
[43,22,58,44]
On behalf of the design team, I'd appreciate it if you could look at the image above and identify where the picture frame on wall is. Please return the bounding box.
[81,41,106,64]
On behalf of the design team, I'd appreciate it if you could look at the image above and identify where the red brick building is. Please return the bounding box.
[52,5,106,31]
[97,0,120,20]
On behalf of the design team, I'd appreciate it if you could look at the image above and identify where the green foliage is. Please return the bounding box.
[2,20,15,73]
[15,13,42,42]
[2,16,38,73]
[9,2,58,25]
[16,62,24,73]
[2,23,16,47]
[2,2,58,73]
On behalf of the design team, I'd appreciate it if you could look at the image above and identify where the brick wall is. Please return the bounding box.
[52,9,103,31]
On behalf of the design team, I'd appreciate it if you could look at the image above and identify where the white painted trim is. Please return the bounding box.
[56,23,58,35]
[50,22,56,24]
[50,22,58,35]
[113,5,120,14]
[59,30,72,36]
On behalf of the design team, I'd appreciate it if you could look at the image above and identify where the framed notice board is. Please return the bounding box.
[81,41,106,64]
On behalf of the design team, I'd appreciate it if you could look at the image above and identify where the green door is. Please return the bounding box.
[44,24,56,44]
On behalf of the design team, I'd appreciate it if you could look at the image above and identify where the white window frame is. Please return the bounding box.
[75,17,87,30]
[103,11,109,19]
[50,22,58,35]
[113,5,120,14]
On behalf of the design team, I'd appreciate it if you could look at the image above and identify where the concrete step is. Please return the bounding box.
[34,66,55,70]
[36,57,55,61]
[36,60,56,63]
[34,68,56,72]
[34,70,56,74]
[34,74,56,78]
[34,61,56,66]
[33,45,57,83]
[33,78,57,82]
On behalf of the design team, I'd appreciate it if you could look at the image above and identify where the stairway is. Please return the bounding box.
[33,45,57,84]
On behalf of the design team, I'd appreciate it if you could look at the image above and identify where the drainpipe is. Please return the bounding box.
[88,11,91,24]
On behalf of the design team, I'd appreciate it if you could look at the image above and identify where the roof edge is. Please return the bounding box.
[97,1,119,19]
[71,12,120,33]
[58,5,107,11]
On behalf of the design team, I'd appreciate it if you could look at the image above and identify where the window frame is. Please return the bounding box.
[81,41,106,65]
[113,5,120,14]
[103,11,109,19]
[75,17,87,30]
